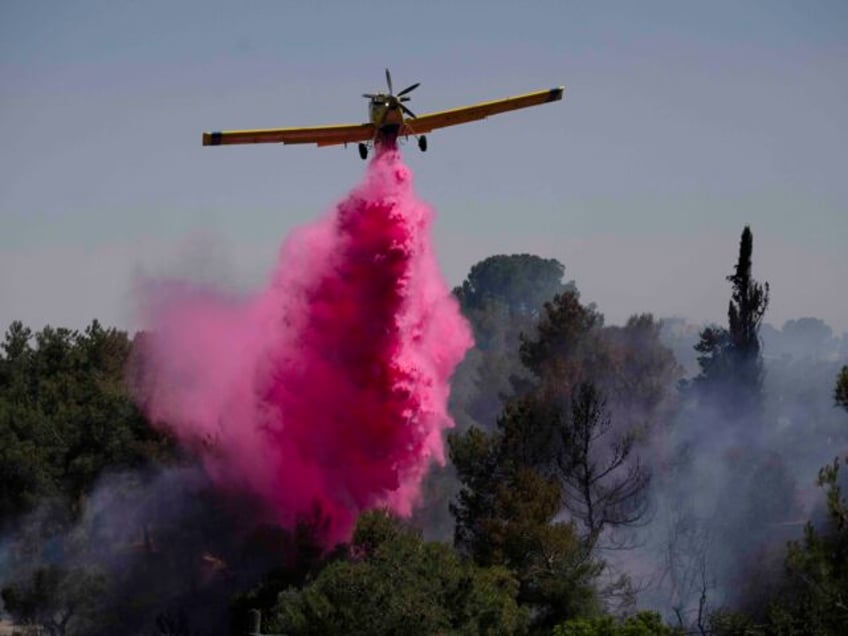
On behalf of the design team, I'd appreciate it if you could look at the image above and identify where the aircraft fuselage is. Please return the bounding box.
[368,96,404,143]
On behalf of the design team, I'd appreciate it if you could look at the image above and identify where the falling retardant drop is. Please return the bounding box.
[135,146,473,545]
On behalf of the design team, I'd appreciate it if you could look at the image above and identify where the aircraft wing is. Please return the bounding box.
[400,87,564,136]
[202,122,375,147]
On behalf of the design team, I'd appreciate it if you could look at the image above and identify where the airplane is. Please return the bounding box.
[202,69,564,160]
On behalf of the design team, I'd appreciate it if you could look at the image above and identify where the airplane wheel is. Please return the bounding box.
[358,143,368,160]
[418,136,427,152]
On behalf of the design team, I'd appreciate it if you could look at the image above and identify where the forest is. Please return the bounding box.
[1,226,847,635]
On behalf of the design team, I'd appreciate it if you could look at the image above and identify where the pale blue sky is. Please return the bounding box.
[1,1,846,334]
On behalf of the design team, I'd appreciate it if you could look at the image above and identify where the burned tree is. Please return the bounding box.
[557,382,650,548]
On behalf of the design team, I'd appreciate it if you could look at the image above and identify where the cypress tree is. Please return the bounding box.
[694,226,769,417]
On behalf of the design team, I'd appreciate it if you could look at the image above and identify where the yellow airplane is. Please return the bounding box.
[202,69,565,160]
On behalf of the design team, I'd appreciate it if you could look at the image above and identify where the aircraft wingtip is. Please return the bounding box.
[547,87,565,102]
[202,132,223,146]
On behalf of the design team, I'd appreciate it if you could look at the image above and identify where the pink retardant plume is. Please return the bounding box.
[135,147,473,545]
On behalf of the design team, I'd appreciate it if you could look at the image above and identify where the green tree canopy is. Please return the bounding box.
[450,255,577,431]
[454,254,573,318]
[265,510,528,636]
[423,256,582,540]
[0,320,174,527]
[553,611,681,636]
[451,288,679,626]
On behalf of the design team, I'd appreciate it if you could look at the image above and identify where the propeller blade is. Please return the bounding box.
[362,93,378,99]
[397,82,420,97]
[385,68,393,95]
[401,104,418,119]
[399,96,411,102]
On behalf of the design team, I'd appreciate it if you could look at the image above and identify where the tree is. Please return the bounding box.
[721,457,848,636]
[693,226,769,417]
[265,510,528,635]
[0,321,187,633]
[514,296,662,542]
[451,255,577,431]
[519,292,602,390]
[519,299,678,433]
[0,321,174,527]
[835,366,848,412]
[451,289,677,625]
[453,254,573,323]
[0,321,32,372]
[1,566,106,636]
[553,611,681,636]
[779,317,834,359]
[702,456,848,636]
[230,512,337,630]
[487,468,602,628]
[418,255,579,539]
[446,257,677,626]
[449,423,602,631]
[451,381,655,628]
[726,227,769,360]
[557,383,650,547]
[600,314,682,429]
[489,383,650,548]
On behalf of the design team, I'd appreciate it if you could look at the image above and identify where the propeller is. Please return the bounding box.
[397,82,420,97]
[363,69,421,120]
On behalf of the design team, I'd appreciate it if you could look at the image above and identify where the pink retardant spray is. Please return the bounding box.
[136,147,472,545]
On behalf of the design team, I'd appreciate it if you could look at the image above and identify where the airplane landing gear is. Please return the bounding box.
[358,143,368,160]
[418,135,427,152]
